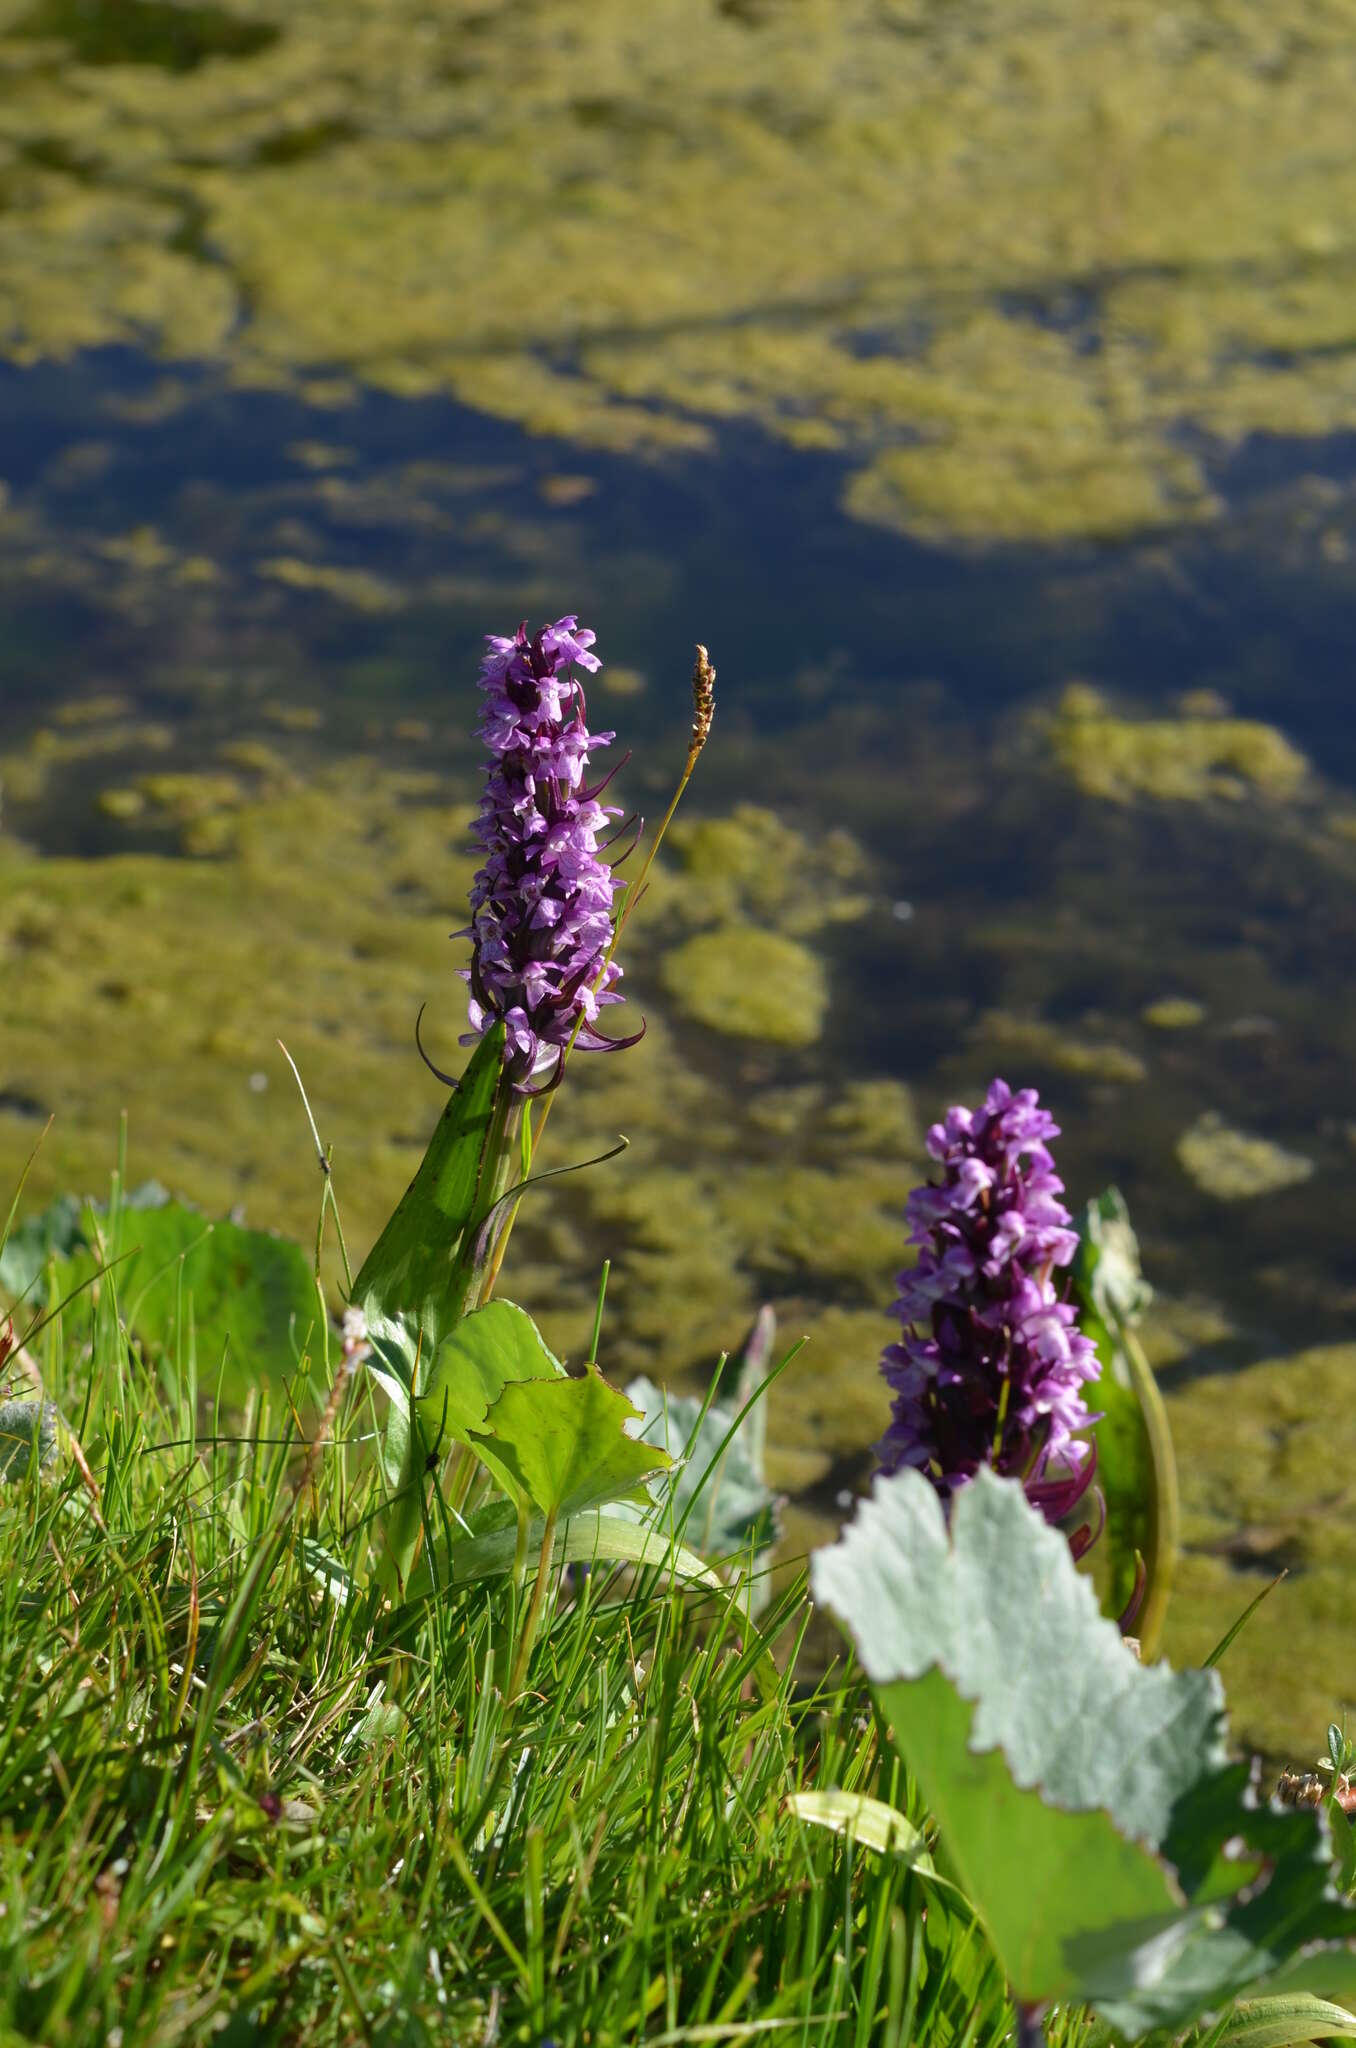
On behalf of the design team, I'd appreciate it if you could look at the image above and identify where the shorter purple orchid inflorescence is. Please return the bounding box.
[876,1078,1100,1525]
[458,616,642,1090]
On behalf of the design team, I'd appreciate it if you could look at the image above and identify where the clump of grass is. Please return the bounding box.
[0,1214,1020,2047]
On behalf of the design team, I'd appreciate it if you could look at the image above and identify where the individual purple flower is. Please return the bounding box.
[875,1079,1099,1525]
[458,616,641,1089]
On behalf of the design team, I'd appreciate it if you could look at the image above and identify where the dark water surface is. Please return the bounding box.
[3,348,1356,1331]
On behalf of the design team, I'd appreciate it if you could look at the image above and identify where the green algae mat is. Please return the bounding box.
[5,0,1356,545]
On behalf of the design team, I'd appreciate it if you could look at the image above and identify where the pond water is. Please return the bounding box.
[4,0,1356,1761]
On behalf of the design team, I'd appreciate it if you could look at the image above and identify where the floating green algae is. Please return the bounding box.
[662,806,872,936]
[12,0,278,70]
[94,786,146,820]
[970,1009,1147,1086]
[1177,1112,1315,1202]
[257,556,406,613]
[662,924,828,1046]
[7,0,1356,541]
[1141,997,1208,1031]
[1050,685,1310,804]
[0,760,904,1391]
[1163,1345,1356,1762]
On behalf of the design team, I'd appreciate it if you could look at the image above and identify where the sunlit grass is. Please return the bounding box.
[0,1178,1019,2047]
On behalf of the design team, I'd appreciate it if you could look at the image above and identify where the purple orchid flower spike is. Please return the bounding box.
[458,616,643,1090]
[875,1079,1101,1535]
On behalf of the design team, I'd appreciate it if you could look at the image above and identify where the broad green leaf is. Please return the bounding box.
[1074,1187,1178,1653]
[625,1371,780,1560]
[404,1506,721,1598]
[1208,1994,1356,2048]
[811,1468,1356,2035]
[472,1369,672,1519]
[352,1022,511,1354]
[786,1790,933,1866]
[33,1197,317,1395]
[0,1192,84,1305]
[880,1662,1185,2002]
[370,1393,425,1597]
[115,1203,318,1384]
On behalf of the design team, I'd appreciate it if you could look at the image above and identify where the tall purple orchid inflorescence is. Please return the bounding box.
[459,616,641,1090]
[876,1078,1101,1535]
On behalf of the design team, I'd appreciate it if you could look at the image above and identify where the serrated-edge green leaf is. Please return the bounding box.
[812,1467,1224,1847]
[812,1469,1356,2032]
[471,1369,672,1519]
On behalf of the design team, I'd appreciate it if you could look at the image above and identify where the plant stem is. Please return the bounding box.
[507,1506,559,1701]
[587,1260,610,1368]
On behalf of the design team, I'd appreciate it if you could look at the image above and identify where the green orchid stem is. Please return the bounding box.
[507,1505,559,1703]
[470,1069,526,1312]
[496,1499,533,1693]
[511,1499,531,1598]
[481,648,714,1306]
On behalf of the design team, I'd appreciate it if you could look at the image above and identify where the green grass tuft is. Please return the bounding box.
[0,1197,1026,2047]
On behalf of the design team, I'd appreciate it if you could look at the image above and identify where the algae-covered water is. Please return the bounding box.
[3,0,1356,1761]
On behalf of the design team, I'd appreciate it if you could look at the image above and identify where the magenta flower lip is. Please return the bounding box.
[460,617,642,1089]
[875,1078,1100,1520]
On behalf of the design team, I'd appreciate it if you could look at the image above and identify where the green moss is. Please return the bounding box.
[1051,688,1310,805]
[262,702,325,732]
[597,663,646,698]
[821,1079,923,1160]
[1176,1112,1314,1202]
[662,923,828,1046]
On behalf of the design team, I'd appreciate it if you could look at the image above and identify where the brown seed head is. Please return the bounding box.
[689,643,716,761]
